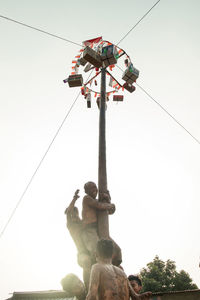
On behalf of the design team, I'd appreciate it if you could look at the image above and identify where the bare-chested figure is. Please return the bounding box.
[86,239,152,300]
[82,182,116,263]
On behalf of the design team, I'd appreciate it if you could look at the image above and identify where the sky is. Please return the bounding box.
[0,0,200,299]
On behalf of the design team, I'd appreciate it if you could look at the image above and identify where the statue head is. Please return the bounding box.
[84,181,98,198]
[96,239,113,259]
[128,275,142,293]
[61,273,85,298]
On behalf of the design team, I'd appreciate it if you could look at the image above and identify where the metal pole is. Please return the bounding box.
[98,67,109,239]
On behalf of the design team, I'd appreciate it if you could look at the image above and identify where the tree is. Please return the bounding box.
[140,255,198,293]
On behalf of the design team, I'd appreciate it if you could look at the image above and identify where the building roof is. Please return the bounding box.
[152,289,200,296]
[6,289,200,300]
[6,291,75,300]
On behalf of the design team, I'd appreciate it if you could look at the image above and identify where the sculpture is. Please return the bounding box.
[65,182,122,289]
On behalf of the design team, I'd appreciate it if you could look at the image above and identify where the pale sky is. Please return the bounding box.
[0,0,200,299]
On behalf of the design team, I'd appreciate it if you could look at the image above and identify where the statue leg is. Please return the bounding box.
[83,267,90,291]
[77,252,92,291]
[82,226,99,264]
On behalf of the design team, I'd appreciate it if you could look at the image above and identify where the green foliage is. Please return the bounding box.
[140,255,198,293]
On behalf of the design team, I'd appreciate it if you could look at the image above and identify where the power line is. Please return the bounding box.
[1,4,198,239]
[115,3,199,146]
[0,14,82,46]
[136,83,200,145]
[117,0,161,45]
[1,0,161,48]
[0,70,94,240]
[116,64,199,144]
[0,93,79,239]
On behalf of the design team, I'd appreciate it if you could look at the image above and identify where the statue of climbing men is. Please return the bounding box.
[64,181,122,290]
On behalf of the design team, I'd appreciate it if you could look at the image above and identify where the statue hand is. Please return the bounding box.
[101,191,111,202]
[73,189,80,201]
[108,203,115,214]
[106,190,111,202]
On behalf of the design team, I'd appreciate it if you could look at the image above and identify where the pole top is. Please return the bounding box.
[63,37,140,108]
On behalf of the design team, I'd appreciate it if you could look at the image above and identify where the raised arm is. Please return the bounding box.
[64,189,80,215]
[86,264,100,300]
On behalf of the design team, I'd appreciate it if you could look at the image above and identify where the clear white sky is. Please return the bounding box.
[0,0,200,299]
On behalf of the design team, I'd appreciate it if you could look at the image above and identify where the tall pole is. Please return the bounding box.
[98,67,109,239]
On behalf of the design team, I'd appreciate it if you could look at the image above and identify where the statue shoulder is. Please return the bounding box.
[83,194,93,204]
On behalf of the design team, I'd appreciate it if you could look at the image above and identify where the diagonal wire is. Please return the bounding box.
[0,93,79,239]
[0,14,82,46]
[116,1,199,145]
[0,70,94,239]
[136,82,200,145]
[117,0,161,45]
[116,65,200,145]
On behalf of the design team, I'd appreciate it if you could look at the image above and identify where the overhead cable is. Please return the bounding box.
[117,0,161,45]
[0,92,79,239]
[135,82,200,145]
[0,69,94,240]
[116,64,199,144]
[0,14,82,46]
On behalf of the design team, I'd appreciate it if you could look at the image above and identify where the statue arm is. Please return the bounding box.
[64,189,80,215]
[129,281,152,300]
[85,195,115,211]
[100,191,115,214]
[86,264,100,300]
[129,281,140,300]
[99,190,111,203]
